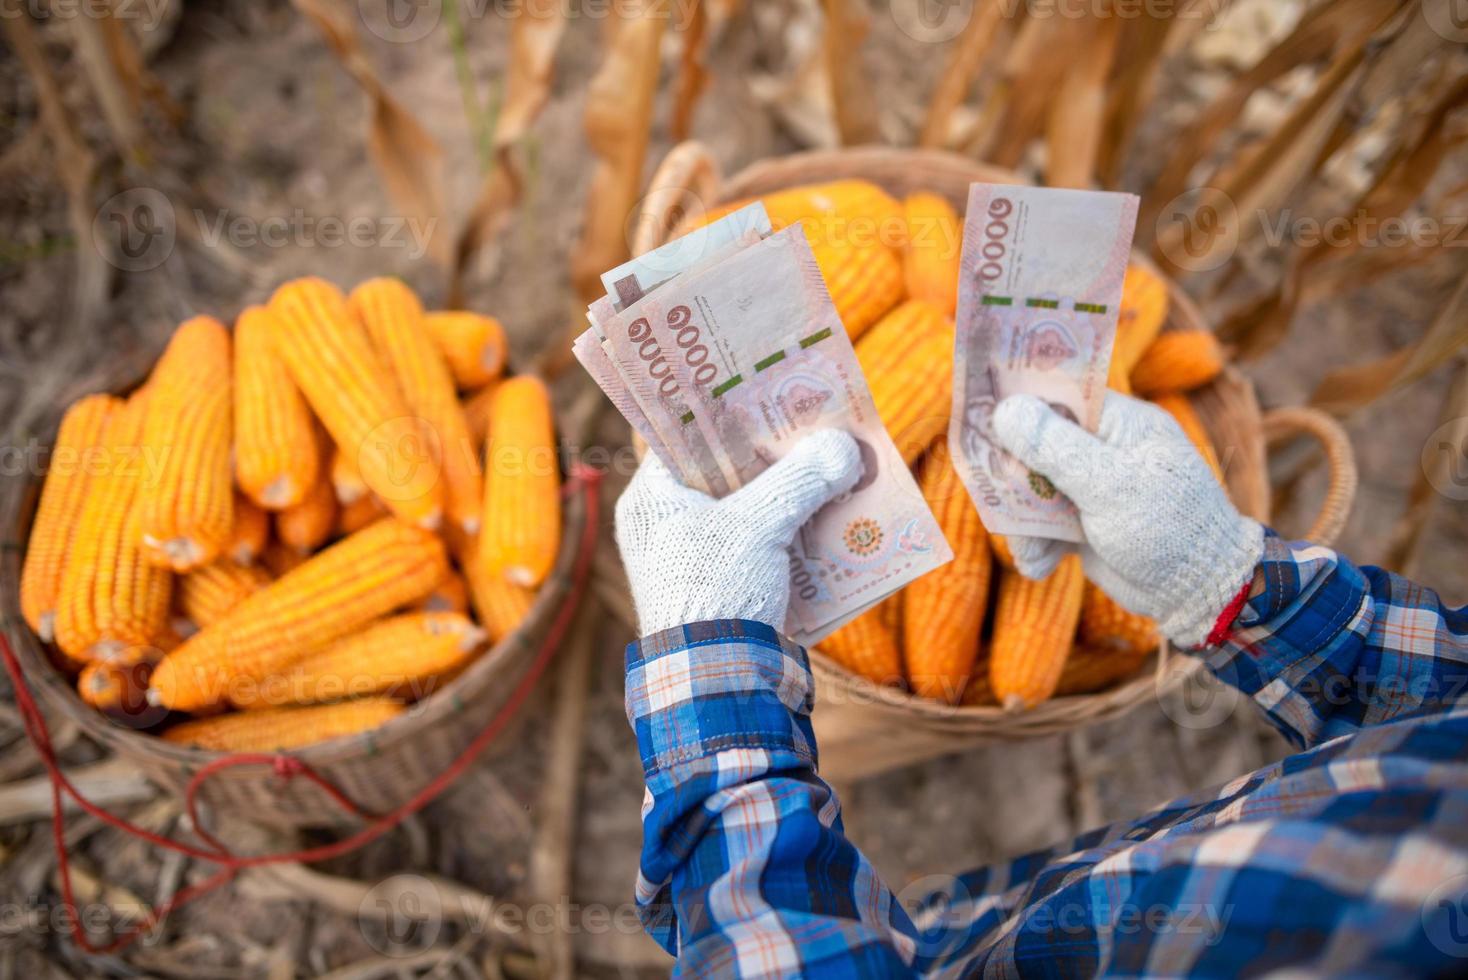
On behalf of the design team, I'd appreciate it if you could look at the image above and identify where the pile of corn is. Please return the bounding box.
[20,277,562,750]
[706,180,1228,710]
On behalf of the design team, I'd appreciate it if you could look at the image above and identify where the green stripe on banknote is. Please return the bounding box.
[799,328,832,348]
[755,350,786,372]
[680,410,695,425]
[1026,298,1059,309]
[711,374,743,397]
[981,296,1012,306]
[1074,302,1107,313]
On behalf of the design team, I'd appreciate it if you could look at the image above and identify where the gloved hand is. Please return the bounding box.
[615,429,863,636]
[992,391,1264,649]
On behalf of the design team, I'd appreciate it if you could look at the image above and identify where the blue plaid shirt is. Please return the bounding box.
[624,533,1468,977]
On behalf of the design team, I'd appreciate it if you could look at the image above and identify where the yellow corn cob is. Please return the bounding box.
[812,237,905,341]
[162,698,405,751]
[230,612,485,709]
[275,477,338,553]
[1152,392,1225,484]
[900,192,961,317]
[329,447,368,505]
[78,657,157,717]
[817,600,903,686]
[989,533,1015,571]
[227,494,269,565]
[1107,263,1170,391]
[479,376,560,587]
[854,300,955,463]
[1078,583,1157,657]
[148,519,448,711]
[903,447,991,703]
[452,528,535,644]
[335,493,387,535]
[988,553,1085,710]
[233,305,320,510]
[139,316,234,570]
[963,644,1148,705]
[54,391,172,661]
[351,279,483,534]
[21,394,119,642]
[179,559,272,629]
[267,277,443,529]
[260,538,308,578]
[461,379,500,447]
[703,180,903,246]
[1130,329,1225,397]
[416,569,469,615]
[424,311,507,390]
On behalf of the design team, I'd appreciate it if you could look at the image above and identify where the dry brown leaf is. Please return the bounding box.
[1310,272,1468,415]
[1098,9,1176,186]
[988,13,1089,169]
[671,0,709,141]
[821,0,879,145]
[292,0,448,269]
[570,2,668,301]
[918,0,1006,150]
[450,0,566,305]
[1385,359,1468,574]
[1045,13,1121,189]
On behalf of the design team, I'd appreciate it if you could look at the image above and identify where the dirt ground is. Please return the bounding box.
[1,1,1465,976]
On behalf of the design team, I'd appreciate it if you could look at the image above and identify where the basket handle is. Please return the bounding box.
[630,141,721,256]
[1261,406,1358,546]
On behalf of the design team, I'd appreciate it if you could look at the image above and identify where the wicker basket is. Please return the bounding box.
[635,142,1359,780]
[0,369,591,828]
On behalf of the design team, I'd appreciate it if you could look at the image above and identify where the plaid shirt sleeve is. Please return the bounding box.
[1205,531,1468,749]
[624,620,921,976]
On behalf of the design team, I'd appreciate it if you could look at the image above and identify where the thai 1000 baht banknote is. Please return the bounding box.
[950,184,1139,542]
[599,201,771,311]
[617,225,953,641]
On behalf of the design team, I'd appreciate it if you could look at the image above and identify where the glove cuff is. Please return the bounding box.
[1160,517,1265,650]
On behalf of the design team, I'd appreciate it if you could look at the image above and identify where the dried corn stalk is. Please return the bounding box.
[918,0,1006,150]
[671,0,709,141]
[820,0,878,145]
[1045,14,1121,189]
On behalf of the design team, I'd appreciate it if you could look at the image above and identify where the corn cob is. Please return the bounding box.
[139,316,234,570]
[148,519,448,711]
[330,447,368,505]
[452,527,536,643]
[54,391,173,661]
[267,277,443,529]
[989,533,1015,571]
[275,477,338,553]
[811,237,904,341]
[818,600,903,685]
[179,559,272,629]
[1107,263,1170,391]
[989,553,1085,710]
[336,493,387,535]
[462,380,500,447]
[963,644,1148,705]
[416,569,469,615]
[703,180,903,246]
[78,657,158,718]
[21,394,119,642]
[233,305,320,510]
[230,612,485,709]
[260,539,308,578]
[1153,392,1225,484]
[1078,583,1157,657]
[903,447,991,703]
[855,300,955,463]
[900,192,961,317]
[352,279,483,534]
[479,376,560,587]
[162,698,405,751]
[1130,329,1225,397]
[424,311,507,390]
[227,494,269,565]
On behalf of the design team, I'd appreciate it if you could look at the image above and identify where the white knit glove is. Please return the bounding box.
[992,391,1264,649]
[615,429,863,636]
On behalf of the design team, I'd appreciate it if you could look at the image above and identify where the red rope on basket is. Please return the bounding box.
[0,466,604,956]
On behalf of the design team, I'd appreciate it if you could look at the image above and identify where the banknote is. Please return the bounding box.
[599,201,771,311]
[618,226,952,640]
[950,184,1139,542]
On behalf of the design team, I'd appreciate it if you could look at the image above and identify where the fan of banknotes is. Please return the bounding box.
[577,186,1139,647]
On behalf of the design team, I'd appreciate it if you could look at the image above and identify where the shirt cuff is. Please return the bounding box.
[625,620,817,778]
[1227,531,1363,646]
